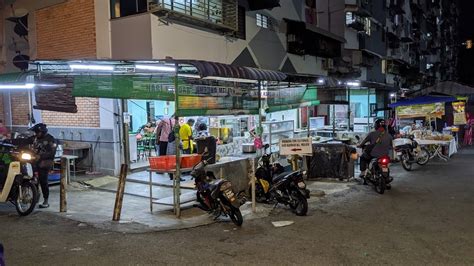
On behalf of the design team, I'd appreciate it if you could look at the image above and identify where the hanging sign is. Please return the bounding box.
[279,138,313,155]
[452,101,467,125]
[396,102,445,118]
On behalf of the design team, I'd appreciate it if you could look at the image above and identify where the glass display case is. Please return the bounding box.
[262,120,294,151]
[209,116,256,143]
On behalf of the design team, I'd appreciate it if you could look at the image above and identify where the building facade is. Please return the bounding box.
[0,0,459,174]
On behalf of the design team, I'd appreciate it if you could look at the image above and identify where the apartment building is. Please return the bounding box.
[0,0,350,174]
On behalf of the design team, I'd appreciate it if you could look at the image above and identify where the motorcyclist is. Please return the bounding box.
[358,119,393,186]
[30,123,57,208]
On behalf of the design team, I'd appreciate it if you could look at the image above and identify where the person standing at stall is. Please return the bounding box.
[30,123,57,208]
[154,116,175,156]
[179,119,195,154]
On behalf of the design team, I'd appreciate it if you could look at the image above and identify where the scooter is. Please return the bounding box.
[394,135,430,171]
[0,142,38,216]
[253,144,310,216]
[191,157,245,226]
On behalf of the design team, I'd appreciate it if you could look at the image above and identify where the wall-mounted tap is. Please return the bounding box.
[70,131,74,140]
[78,132,83,141]
[60,131,65,140]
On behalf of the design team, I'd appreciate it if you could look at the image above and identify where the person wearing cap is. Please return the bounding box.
[30,123,57,208]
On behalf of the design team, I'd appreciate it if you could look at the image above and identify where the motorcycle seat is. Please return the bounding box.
[272,171,299,183]
[395,144,412,150]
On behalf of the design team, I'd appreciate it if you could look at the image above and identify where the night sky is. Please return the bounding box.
[457,0,474,85]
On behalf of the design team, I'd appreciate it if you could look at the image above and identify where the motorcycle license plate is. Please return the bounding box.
[224,189,235,201]
[382,167,389,173]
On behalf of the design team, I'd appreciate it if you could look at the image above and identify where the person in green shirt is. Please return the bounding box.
[180,119,195,154]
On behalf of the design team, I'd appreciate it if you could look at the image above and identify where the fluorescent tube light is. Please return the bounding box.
[69,64,115,71]
[135,64,176,72]
[317,78,325,84]
[346,81,361,87]
[0,83,35,89]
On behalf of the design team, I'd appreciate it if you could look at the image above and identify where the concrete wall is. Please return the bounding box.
[110,0,333,76]
[111,14,153,59]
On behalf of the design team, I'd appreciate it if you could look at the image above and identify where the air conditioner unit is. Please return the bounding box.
[323,58,334,70]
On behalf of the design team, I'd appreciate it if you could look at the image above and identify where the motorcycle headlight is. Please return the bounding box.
[21,153,33,161]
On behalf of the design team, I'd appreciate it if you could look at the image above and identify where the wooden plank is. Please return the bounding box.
[152,191,196,206]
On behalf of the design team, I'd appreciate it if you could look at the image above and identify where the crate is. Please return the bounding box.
[149,156,177,170]
[181,154,202,168]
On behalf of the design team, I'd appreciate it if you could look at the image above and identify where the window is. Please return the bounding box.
[426,63,434,70]
[236,6,246,39]
[364,18,371,35]
[345,12,356,25]
[256,13,269,28]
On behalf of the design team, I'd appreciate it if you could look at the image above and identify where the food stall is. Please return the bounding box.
[389,95,459,159]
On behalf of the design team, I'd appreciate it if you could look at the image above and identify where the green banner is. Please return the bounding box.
[265,85,319,112]
[72,75,319,116]
[73,75,178,100]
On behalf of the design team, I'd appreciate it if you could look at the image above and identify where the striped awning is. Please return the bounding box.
[174,60,287,82]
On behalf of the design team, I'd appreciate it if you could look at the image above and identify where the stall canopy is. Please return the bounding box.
[0,59,299,116]
[388,95,457,108]
[408,81,474,97]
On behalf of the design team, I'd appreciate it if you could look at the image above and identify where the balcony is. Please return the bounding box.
[346,16,366,31]
[149,0,238,32]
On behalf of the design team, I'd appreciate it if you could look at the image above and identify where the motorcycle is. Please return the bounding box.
[394,135,430,171]
[362,155,392,194]
[0,142,38,216]
[253,144,310,216]
[191,158,244,226]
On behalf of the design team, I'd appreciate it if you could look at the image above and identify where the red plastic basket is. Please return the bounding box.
[181,154,202,169]
[149,155,177,170]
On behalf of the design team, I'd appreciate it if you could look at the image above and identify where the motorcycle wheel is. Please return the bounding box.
[290,192,308,216]
[228,205,243,226]
[416,147,430,165]
[15,182,38,216]
[401,153,412,171]
[248,183,267,203]
[374,174,386,195]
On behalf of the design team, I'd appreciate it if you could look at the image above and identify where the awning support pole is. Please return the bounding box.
[174,64,182,218]
[251,81,261,213]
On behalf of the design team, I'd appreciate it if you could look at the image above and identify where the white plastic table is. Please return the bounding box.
[415,139,457,161]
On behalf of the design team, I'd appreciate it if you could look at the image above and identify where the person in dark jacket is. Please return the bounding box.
[30,123,57,208]
[358,119,393,185]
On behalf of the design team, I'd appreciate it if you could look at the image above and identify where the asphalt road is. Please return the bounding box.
[1,149,474,265]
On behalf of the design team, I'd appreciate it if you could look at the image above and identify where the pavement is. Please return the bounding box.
[0,169,353,233]
[1,147,473,265]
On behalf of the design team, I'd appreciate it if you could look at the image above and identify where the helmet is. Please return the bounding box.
[374,119,386,130]
[29,123,48,134]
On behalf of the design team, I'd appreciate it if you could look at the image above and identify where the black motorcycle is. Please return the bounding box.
[394,135,430,171]
[363,155,392,194]
[191,158,244,226]
[253,145,310,216]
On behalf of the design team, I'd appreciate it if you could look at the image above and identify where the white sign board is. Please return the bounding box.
[123,112,131,124]
[279,138,313,156]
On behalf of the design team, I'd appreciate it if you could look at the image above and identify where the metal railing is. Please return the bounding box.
[150,0,237,30]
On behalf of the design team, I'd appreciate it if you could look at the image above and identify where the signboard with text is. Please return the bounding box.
[453,101,467,125]
[279,138,313,156]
